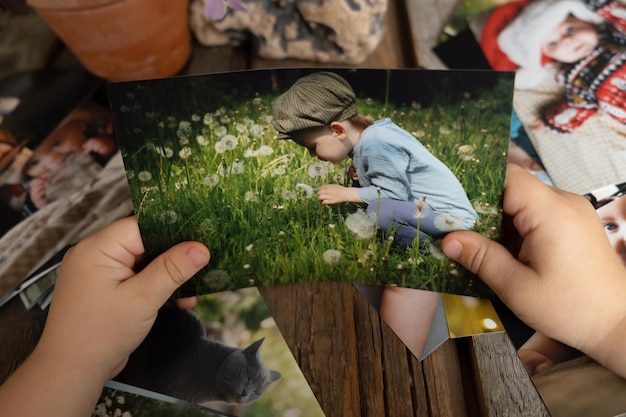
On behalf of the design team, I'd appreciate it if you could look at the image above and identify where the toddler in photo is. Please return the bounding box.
[21,106,117,212]
[271,71,478,248]
[484,0,626,133]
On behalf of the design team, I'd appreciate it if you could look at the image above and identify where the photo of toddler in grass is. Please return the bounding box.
[108,68,513,298]
[271,71,478,247]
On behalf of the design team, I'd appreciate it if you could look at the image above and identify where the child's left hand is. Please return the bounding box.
[38,216,210,381]
[0,216,210,417]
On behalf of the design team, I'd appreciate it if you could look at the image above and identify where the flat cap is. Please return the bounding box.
[271,72,358,140]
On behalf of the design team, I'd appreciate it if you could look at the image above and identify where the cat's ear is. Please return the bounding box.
[269,370,281,382]
[245,337,265,356]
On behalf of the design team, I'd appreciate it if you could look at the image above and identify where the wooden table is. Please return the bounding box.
[0,0,551,415]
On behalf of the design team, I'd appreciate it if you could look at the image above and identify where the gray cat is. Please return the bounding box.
[115,304,281,405]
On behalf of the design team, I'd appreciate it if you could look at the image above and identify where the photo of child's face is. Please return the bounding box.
[25,120,87,178]
[296,123,353,164]
[596,195,626,268]
[541,15,599,63]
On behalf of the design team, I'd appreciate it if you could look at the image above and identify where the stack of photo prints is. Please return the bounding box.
[2,1,625,414]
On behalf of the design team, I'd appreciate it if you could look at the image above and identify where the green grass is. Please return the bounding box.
[111,71,511,298]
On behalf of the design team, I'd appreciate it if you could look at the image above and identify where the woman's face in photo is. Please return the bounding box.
[596,195,626,268]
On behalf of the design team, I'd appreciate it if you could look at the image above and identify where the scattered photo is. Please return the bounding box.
[113,287,325,416]
[108,68,513,298]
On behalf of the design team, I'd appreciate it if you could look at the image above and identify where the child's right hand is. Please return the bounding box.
[441,164,626,378]
[29,177,50,209]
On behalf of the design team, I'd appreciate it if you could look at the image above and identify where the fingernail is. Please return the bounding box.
[442,239,462,260]
[187,247,209,268]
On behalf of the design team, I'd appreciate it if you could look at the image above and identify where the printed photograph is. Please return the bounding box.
[108,68,513,298]
[468,0,626,195]
[0,74,132,300]
[112,287,325,417]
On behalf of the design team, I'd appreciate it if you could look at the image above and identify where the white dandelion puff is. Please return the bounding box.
[155,146,174,158]
[308,161,327,177]
[214,141,226,154]
[214,125,227,137]
[345,209,376,239]
[428,241,447,260]
[231,160,245,175]
[245,191,258,201]
[196,135,210,146]
[295,183,314,199]
[138,171,152,182]
[258,145,274,156]
[220,134,238,150]
[244,148,259,158]
[202,269,231,291]
[179,147,192,159]
[323,249,341,264]
[282,189,297,200]
[457,145,474,161]
[203,174,220,187]
[434,214,466,232]
[160,210,178,224]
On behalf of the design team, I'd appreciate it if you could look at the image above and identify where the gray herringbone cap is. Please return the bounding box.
[271,72,358,140]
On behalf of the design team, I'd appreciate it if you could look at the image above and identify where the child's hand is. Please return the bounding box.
[83,136,117,157]
[518,349,555,376]
[29,177,50,209]
[441,164,626,378]
[37,216,210,382]
[317,184,363,205]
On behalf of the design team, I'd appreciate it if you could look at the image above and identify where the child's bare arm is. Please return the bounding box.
[441,164,626,378]
[0,216,210,417]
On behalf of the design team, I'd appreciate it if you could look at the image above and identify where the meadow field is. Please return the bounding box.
[109,69,513,298]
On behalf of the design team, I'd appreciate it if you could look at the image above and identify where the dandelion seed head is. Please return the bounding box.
[345,209,376,239]
[295,183,314,199]
[323,249,341,264]
[457,144,474,161]
[220,134,238,150]
[308,161,327,178]
[214,125,227,137]
[202,269,231,291]
[214,141,225,154]
[203,174,220,187]
[231,160,245,175]
[428,241,447,260]
[281,189,297,200]
[160,210,178,224]
[434,214,466,232]
[196,135,209,146]
[244,191,258,202]
[179,147,192,159]
[138,171,152,182]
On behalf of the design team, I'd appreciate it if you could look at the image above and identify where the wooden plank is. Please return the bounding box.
[468,332,551,416]
[422,338,470,417]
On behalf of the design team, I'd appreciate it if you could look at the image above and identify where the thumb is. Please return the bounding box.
[131,242,210,309]
[441,230,532,298]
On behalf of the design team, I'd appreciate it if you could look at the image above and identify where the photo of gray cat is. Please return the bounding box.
[113,287,325,416]
[114,303,281,407]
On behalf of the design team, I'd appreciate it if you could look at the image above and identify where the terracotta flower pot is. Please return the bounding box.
[27,0,192,81]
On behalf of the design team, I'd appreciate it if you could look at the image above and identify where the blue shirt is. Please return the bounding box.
[351,118,477,222]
